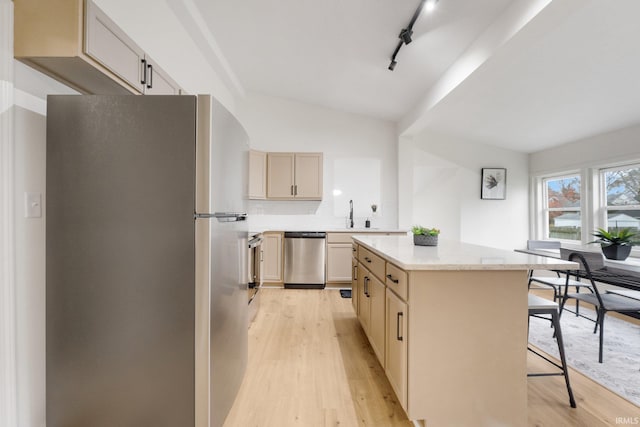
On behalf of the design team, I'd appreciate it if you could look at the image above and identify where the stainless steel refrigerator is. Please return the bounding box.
[46,94,248,427]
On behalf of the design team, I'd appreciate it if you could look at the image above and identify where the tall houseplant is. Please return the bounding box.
[590,228,638,260]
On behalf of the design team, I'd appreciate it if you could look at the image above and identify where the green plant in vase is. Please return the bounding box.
[590,227,638,260]
[412,226,440,246]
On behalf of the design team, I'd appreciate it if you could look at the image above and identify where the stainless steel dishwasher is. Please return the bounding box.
[284,231,326,289]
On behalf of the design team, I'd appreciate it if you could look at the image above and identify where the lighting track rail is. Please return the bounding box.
[389,0,438,71]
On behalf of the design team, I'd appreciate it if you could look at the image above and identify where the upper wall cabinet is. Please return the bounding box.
[14,0,180,95]
[248,150,267,199]
[266,152,323,200]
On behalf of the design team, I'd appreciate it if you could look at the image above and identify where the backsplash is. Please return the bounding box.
[247,199,393,231]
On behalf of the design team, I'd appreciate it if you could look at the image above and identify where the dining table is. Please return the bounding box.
[516,246,640,319]
[515,247,640,291]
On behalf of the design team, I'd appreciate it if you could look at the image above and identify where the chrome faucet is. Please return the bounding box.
[349,200,354,228]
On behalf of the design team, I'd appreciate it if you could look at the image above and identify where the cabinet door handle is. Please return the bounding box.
[364,276,369,297]
[140,59,147,85]
[386,274,399,284]
[147,63,153,89]
[294,184,297,195]
[397,312,404,341]
[353,265,357,280]
[291,185,294,195]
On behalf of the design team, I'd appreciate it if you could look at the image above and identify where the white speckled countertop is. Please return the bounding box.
[353,235,579,271]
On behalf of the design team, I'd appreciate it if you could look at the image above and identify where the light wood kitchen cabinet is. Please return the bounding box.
[326,233,353,284]
[141,55,181,95]
[261,232,283,283]
[358,245,385,282]
[248,150,267,199]
[353,237,534,425]
[351,257,359,313]
[14,0,180,95]
[357,272,370,333]
[266,152,322,200]
[354,241,386,366]
[84,0,144,92]
[326,243,352,282]
[368,273,386,365]
[385,262,408,301]
[385,287,408,409]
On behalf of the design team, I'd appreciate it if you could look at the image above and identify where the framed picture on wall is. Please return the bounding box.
[481,168,506,200]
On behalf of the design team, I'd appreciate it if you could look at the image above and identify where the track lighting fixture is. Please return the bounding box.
[399,28,413,45]
[388,0,439,71]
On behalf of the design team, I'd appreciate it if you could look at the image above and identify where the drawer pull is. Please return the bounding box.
[386,274,399,284]
[364,257,371,263]
[397,312,404,341]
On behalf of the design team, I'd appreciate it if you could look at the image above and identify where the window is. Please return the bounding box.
[543,175,581,241]
[601,164,640,234]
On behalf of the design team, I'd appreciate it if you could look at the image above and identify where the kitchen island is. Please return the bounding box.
[351,235,577,427]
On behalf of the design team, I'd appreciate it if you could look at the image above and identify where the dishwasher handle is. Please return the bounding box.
[284,231,326,239]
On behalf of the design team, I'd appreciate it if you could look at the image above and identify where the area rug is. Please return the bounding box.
[528,307,640,406]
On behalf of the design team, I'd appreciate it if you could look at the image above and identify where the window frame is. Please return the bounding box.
[534,160,640,259]
[597,162,640,255]
[541,173,583,242]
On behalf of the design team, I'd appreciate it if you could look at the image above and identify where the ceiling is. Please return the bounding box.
[190,0,640,153]
[196,0,513,121]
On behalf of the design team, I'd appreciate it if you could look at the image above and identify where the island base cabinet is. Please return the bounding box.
[368,274,386,366]
[351,259,359,313]
[385,288,407,410]
[406,270,528,427]
[357,271,370,333]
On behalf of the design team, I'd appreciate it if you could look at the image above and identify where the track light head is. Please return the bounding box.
[388,60,397,71]
[424,0,439,13]
[399,28,413,45]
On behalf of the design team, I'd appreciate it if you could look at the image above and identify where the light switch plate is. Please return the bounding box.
[25,192,42,218]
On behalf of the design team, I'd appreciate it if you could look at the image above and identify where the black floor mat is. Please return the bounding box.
[339,289,351,298]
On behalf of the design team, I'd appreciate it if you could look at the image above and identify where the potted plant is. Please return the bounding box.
[412,226,440,246]
[590,227,638,260]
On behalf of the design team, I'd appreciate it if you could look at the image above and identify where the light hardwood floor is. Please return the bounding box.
[223,288,639,427]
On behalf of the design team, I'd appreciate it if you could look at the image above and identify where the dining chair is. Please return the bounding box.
[527,294,576,408]
[527,241,591,311]
[559,250,640,363]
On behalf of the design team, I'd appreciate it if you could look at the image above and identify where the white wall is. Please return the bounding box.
[528,123,640,244]
[530,123,640,174]
[13,106,46,427]
[11,62,78,427]
[399,130,529,250]
[1,2,18,426]
[239,93,399,231]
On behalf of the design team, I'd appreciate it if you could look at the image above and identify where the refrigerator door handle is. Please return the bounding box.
[195,212,247,222]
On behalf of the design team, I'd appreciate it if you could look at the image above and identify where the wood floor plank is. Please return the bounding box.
[223,288,639,427]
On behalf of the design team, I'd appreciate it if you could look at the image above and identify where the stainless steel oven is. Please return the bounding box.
[248,233,263,321]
